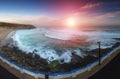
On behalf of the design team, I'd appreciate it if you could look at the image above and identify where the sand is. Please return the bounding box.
[0,27,13,41]
[0,22,35,41]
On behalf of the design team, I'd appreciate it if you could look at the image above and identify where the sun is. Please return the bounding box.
[65,17,76,28]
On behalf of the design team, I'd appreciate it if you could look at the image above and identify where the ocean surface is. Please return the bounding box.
[2,26,120,63]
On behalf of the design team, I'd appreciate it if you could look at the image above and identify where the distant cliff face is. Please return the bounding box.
[0,22,35,29]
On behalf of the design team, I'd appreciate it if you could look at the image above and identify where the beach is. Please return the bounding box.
[0,27,13,41]
[0,22,35,41]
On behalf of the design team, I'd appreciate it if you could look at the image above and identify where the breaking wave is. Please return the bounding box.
[1,28,120,63]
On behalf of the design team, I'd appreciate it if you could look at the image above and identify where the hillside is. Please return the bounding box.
[0,22,35,41]
[0,22,35,29]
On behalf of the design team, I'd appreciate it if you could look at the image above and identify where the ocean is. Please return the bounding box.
[2,26,120,64]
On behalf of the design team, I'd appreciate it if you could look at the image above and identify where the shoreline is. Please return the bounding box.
[0,22,35,42]
[0,24,119,73]
[0,43,119,79]
[0,22,120,79]
[0,42,119,73]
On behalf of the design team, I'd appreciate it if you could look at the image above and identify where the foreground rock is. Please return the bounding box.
[0,42,119,73]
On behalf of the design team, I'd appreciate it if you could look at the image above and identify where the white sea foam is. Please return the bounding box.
[2,28,120,63]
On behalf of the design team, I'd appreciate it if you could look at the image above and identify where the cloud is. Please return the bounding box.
[65,2,103,18]
[19,16,56,26]
[0,13,57,27]
[95,11,120,19]
[81,3,101,9]
[0,1,120,27]
[63,2,120,26]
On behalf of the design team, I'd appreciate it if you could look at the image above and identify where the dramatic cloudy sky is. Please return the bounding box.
[0,0,120,27]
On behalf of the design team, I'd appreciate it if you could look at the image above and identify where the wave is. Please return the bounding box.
[1,28,120,64]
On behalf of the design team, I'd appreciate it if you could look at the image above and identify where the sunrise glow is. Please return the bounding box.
[66,17,76,28]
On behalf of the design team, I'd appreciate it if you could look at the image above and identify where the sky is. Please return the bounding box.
[0,0,120,27]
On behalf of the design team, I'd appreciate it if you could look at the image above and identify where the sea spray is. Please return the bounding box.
[1,28,120,63]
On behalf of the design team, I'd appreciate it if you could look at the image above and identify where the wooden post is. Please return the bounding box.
[97,42,101,65]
